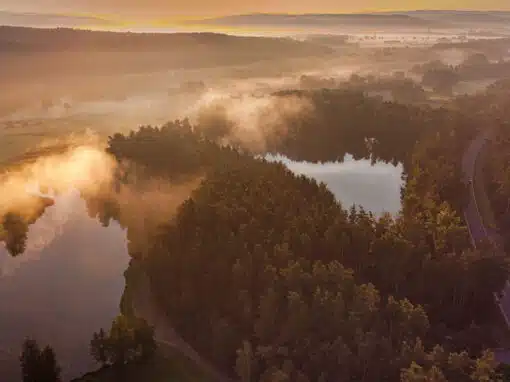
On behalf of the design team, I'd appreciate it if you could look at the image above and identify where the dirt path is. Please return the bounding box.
[132,272,234,382]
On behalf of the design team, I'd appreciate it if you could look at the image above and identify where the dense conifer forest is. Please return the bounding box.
[77,88,510,381]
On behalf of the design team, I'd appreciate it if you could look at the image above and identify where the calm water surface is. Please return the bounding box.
[0,190,129,381]
[267,154,403,216]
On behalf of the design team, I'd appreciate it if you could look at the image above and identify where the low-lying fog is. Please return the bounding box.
[1,25,510,380]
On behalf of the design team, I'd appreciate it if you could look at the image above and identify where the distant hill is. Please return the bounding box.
[194,13,442,29]
[383,10,510,26]
[0,25,333,54]
[0,11,111,28]
[0,26,333,83]
[194,11,510,31]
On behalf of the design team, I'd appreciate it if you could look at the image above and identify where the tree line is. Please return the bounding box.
[18,315,156,382]
[299,73,428,105]
[1,88,480,257]
[413,53,510,95]
[82,88,508,381]
[6,87,509,381]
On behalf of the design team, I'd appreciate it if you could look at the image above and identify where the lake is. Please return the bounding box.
[267,154,403,216]
[0,190,129,381]
[0,154,403,380]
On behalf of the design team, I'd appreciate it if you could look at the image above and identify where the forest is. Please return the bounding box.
[2,10,510,381]
[477,80,510,252]
[413,53,510,95]
[72,87,510,381]
[0,26,331,54]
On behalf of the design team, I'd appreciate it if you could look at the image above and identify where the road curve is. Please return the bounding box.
[462,130,510,363]
[462,130,491,247]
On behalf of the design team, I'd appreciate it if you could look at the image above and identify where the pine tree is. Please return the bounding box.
[90,328,109,366]
[20,340,61,382]
[39,346,61,382]
[20,339,41,382]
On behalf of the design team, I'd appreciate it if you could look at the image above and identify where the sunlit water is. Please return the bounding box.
[0,190,129,381]
[267,154,403,216]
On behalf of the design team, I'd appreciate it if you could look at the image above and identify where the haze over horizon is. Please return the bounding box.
[1,0,510,21]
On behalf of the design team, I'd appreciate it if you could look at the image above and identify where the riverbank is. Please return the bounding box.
[71,351,208,382]
[127,259,232,382]
[72,260,212,382]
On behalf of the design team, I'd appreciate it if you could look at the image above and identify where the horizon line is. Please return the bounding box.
[2,8,510,20]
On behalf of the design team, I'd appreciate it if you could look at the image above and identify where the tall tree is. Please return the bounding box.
[20,339,41,382]
[39,346,61,382]
[20,339,61,382]
[132,318,157,362]
[90,315,157,369]
[90,328,109,366]
[108,315,134,367]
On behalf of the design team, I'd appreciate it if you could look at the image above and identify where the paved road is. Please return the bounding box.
[462,130,510,362]
[462,130,492,246]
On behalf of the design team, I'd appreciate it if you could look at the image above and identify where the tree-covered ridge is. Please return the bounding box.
[189,88,478,169]
[0,26,332,55]
[106,121,242,181]
[413,53,510,95]
[299,73,428,105]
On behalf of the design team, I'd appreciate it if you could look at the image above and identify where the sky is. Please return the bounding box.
[2,0,510,20]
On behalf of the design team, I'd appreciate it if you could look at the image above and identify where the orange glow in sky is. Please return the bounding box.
[2,0,510,20]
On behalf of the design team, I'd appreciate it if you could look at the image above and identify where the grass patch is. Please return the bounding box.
[72,350,213,382]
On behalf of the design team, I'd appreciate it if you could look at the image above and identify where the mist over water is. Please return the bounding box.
[0,43,428,378]
[2,13,510,381]
[0,149,404,378]
[0,24,483,380]
[0,143,115,221]
[0,191,129,381]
